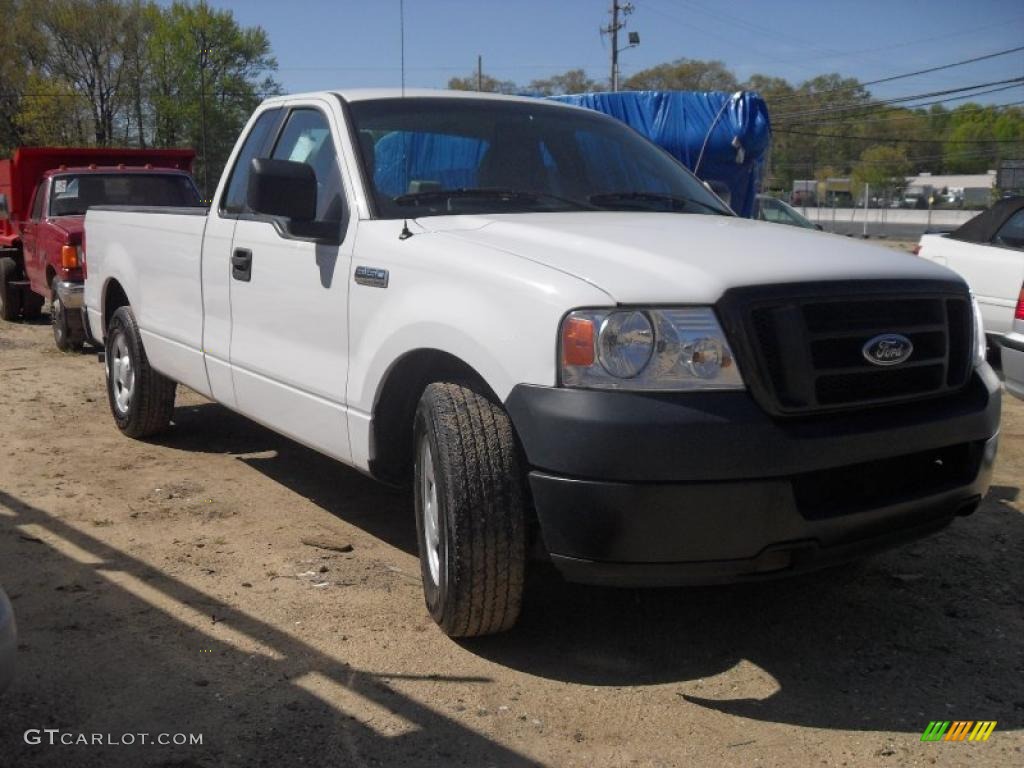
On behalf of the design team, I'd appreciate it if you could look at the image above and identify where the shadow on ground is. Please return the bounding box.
[162,401,1024,734]
[0,487,530,768]
[4,397,1021,768]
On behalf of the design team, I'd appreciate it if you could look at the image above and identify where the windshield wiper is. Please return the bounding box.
[589,191,729,215]
[393,187,597,211]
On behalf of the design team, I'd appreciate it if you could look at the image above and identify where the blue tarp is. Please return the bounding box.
[549,91,772,218]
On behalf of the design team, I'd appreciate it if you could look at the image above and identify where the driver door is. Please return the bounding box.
[228,103,356,461]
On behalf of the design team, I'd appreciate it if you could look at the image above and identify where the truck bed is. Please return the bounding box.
[84,207,212,397]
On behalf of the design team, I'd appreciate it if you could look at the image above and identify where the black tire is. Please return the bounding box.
[0,257,21,322]
[413,382,526,637]
[50,279,84,351]
[105,305,176,438]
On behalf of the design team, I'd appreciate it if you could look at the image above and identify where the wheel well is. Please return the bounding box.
[103,279,129,330]
[369,349,497,485]
[0,244,24,276]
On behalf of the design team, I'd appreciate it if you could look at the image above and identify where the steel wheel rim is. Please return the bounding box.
[110,333,134,414]
[420,436,441,586]
[53,296,63,339]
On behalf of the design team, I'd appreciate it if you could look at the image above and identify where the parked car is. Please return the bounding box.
[84,90,1000,637]
[0,147,201,351]
[1002,286,1024,400]
[0,586,15,694]
[755,194,819,229]
[915,197,1024,348]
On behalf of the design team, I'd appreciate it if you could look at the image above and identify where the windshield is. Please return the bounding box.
[348,97,732,220]
[48,173,202,216]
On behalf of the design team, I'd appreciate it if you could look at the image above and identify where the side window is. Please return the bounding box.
[221,108,281,214]
[30,181,46,220]
[993,210,1024,250]
[270,108,345,224]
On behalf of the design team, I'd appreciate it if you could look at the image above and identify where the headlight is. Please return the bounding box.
[560,307,744,390]
[971,294,986,367]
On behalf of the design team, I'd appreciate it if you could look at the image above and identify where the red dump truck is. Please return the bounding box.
[0,147,201,350]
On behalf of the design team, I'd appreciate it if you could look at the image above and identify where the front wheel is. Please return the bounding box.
[414,382,527,637]
[51,279,84,352]
[105,306,177,438]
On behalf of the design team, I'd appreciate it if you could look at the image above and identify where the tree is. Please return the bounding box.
[527,69,600,96]
[852,145,910,191]
[146,1,280,193]
[624,58,737,92]
[447,72,518,94]
[14,72,92,145]
[33,0,133,145]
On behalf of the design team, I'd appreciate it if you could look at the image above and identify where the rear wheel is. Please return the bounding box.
[0,257,21,321]
[413,382,526,637]
[105,306,176,438]
[51,279,84,351]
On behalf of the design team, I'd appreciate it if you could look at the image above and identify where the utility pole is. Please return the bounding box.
[477,54,483,91]
[194,27,210,202]
[601,2,636,92]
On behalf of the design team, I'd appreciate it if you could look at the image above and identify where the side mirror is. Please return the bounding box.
[0,193,9,220]
[247,158,316,222]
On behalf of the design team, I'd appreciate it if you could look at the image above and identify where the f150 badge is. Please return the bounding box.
[862,333,914,366]
[354,266,389,288]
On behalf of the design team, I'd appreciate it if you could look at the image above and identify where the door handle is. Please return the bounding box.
[231,248,252,282]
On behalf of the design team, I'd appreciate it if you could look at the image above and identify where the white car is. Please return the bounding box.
[0,587,15,694]
[1003,289,1024,399]
[916,198,1024,345]
[83,90,1000,636]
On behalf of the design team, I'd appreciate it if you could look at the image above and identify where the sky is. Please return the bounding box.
[202,0,1024,106]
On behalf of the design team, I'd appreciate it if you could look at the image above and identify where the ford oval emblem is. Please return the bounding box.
[862,334,914,366]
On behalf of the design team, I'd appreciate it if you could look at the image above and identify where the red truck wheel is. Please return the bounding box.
[0,257,22,322]
[51,279,83,352]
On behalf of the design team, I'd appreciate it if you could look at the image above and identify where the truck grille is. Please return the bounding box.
[717,280,974,416]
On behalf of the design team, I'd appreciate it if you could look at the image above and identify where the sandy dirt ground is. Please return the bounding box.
[0,309,1022,768]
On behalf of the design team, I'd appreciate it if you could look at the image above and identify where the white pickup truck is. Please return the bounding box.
[84,90,1001,636]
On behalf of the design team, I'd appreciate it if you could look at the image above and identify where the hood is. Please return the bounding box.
[424,212,961,304]
[47,216,85,241]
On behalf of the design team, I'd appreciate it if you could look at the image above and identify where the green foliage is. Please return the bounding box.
[852,145,911,189]
[527,69,600,96]
[1,0,279,190]
[447,73,518,94]
[624,58,738,92]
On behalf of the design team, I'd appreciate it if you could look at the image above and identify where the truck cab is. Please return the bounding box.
[0,148,200,350]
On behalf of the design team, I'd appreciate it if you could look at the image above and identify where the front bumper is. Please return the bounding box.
[505,366,1001,586]
[55,280,84,310]
[1002,332,1024,401]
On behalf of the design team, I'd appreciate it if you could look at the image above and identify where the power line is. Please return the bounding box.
[769,16,1024,66]
[763,45,1024,107]
[772,78,1024,122]
[777,146,1007,169]
[775,128,1024,144]
[860,45,1024,87]
[776,90,1024,127]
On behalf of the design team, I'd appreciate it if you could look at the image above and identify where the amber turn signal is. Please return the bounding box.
[561,316,595,367]
[61,245,79,269]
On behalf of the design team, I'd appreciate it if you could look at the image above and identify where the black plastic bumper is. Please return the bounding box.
[504,366,1001,586]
